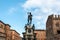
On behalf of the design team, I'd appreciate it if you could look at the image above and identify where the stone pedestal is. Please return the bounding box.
[23,24,36,40]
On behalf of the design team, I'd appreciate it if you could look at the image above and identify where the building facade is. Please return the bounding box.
[0,20,21,40]
[46,14,60,40]
[34,30,46,40]
[0,21,6,40]
[10,29,22,40]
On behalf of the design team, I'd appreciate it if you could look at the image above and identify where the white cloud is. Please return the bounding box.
[22,0,60,29]
[22,0,60,12]
[33,16,41,20]
[8,8,17,14]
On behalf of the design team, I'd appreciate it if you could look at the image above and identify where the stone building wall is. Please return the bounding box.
[34,30,46,40]
[0,21,6,40]
[10,29,21,40]
[46,14,60,40]
[5,24,11,40]
[0,20,21,40]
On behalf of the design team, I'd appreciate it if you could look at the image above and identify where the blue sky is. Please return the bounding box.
[0,0,60,37]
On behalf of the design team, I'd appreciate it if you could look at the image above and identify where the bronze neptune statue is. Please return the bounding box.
[27,12,32,25]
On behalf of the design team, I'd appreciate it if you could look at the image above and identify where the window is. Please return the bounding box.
[56,23,59,27]
[0,25,3,28]
[57,30,60,34]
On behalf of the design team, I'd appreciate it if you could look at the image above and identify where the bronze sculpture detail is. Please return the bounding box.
[28,12,32,25]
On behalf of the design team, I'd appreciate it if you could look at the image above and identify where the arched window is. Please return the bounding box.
[0,25,3,28]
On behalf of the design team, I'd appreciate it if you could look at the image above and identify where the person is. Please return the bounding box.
[28,12,32,24]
